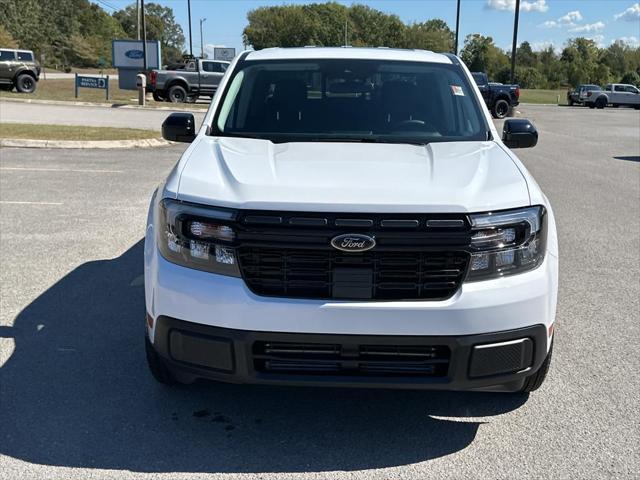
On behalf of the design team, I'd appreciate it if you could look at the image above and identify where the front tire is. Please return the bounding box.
[15,74,36,93]
[596,97,607,109]
[521,341,553,392]
[492,98,510,119]
[145,335,177,385]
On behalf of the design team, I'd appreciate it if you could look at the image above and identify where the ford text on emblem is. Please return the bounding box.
[331,234,376,252]
[125,49,144,59]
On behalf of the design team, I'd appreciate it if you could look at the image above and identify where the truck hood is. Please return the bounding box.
[174,137,530,213]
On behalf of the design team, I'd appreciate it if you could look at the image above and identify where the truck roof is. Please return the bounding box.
[244,47,453,64]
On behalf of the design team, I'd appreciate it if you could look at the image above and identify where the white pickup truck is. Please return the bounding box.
[144,47,558,393]
[584,83,640,109]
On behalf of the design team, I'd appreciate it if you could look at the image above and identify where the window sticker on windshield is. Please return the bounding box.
[451,85,465,96]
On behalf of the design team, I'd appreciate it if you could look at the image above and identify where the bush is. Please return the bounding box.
[620,71,640,86]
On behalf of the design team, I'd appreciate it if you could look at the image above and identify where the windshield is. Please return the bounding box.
[212,59,489,145]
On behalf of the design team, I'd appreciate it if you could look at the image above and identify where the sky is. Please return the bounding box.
[95,0,640,56]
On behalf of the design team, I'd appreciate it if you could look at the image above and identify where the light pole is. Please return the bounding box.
[454,0,461,55]
[510,0,521,84]
[200,18,207,59]
[187,0,193,57]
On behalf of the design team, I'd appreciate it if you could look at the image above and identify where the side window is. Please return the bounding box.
[614,85,626,92]
[604,85,612,91]
[186,61,196,71]
[17,51,33,61]
[0,50,15,61]
[203,62,227,73]
[626,86,639,94]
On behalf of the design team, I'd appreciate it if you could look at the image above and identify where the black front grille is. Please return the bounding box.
[235,210,471,301]
[238,249,468,300]
[253,341,451,377]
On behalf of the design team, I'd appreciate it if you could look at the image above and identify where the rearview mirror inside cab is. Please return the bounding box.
[502,119,538,149]
[162,113,196,143]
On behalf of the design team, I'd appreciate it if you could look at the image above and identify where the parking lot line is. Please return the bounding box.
[0,167,123,174]
[0,201,63,206]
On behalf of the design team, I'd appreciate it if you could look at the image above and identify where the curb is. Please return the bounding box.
[0,138,172,149]
[0,96,208,112]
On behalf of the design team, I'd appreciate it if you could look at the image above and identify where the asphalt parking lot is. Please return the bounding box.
[0,105,639,479]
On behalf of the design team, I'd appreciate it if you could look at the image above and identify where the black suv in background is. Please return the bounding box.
[471,72,520,119]
[0,49,40,93]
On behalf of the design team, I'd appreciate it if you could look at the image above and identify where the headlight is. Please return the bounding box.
[466,206,547,281]
[156,198,241,277]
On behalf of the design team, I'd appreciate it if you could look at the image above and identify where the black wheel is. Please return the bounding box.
[492,98,510,119]
[152,92,165,102]
[167,84,188,103]
[145,335,177,385]
[15,74,36,94]
[596,97,607,109]
[521,341,553,393]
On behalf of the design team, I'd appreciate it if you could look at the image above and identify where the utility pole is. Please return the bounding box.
[200,18,207,58]
[141,0,147,71]
[510,0,520,84]
[344,17,348,46]
[136,0,140,40]
[187,0,193,56]
[454,0,461,55]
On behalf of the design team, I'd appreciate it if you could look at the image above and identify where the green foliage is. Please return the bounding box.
[0,24,18,48]
[460,34,509,80]
[0,0,184,68]
[243,3,451,51]
[113,2,185,64]
[620,71,640,86]
[0,0,126,68]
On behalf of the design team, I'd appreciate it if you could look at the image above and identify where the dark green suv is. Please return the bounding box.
[0,49,40,93]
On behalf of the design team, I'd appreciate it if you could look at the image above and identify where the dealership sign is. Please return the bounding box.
[214,47,236,62]
[75,74,110,100]
[112,40,161,69]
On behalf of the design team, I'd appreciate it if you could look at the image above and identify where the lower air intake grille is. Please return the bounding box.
[253,341,450,377]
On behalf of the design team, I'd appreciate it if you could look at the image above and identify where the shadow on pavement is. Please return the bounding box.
[614,156,640,163]
[0,240,528,474]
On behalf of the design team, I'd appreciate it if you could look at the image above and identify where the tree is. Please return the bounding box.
[403,19,454,52]
[620,71,640,86]
[0,24,18,48]
[460,34,509,80]
[0,0,125,68]
[243,2,450,52]
[113,3,185,64]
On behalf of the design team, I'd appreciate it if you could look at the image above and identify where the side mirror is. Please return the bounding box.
[162,113,196,143]
[502,118,538,149]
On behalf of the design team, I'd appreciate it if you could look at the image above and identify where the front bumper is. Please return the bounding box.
[150,316,548,391]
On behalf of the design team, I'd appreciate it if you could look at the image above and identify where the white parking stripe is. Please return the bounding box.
[0,167,123,174]
[0,201,63,205]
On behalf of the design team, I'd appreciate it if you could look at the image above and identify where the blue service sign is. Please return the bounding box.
[125,49,144,59]
[76,76,108,89]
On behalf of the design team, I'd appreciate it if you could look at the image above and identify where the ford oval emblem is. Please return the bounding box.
[125,49,144,59]
[331,234,376,253]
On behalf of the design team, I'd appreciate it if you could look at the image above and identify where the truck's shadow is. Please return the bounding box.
[0,241,527,473]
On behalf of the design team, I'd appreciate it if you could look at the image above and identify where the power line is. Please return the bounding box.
[95,0,119,12]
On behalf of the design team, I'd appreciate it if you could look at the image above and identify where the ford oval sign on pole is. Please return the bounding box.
[112,39,161,90]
